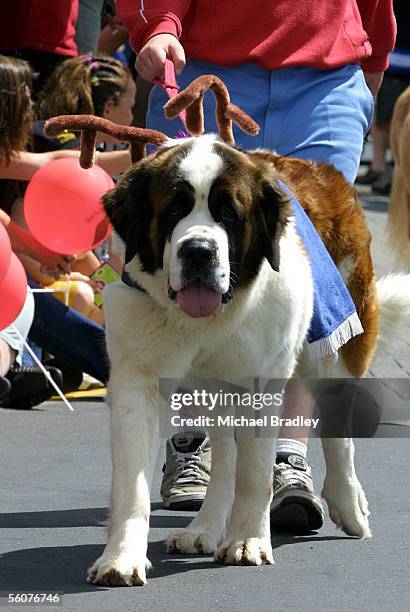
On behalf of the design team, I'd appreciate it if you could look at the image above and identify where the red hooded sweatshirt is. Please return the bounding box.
[1,1,78,57]
[117,0,396,72]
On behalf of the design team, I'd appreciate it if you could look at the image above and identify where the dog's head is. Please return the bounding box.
[44,76,292,318]
[103,136,291,318]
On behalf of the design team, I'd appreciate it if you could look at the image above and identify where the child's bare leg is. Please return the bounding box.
[0,339,17,376]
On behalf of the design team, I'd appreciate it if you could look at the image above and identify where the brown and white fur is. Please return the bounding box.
[87,134,410,587]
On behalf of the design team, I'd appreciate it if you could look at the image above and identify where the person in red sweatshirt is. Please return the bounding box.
[116,0,396,531]
[0,1,79,95]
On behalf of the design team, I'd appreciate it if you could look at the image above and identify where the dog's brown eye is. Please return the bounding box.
[209,183,243,228]
[167,198,191,224]
[162,184,195,237]
[215,201,243,232]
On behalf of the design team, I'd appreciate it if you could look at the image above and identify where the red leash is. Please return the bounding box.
[153,59,188,133]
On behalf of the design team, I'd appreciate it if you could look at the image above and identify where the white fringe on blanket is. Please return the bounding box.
[303,312,364,362]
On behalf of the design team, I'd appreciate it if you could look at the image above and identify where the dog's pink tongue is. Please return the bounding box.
[177,282,222,317]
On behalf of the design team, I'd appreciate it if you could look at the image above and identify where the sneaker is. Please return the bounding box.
[160,430,211,510]
[355,168,382,185]
[79,373,105,391]
[270,455,324,532]
[2,365,63,410]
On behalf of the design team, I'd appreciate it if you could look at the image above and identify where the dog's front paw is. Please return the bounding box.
[322,479,371,539]
[87,552,152,587]
[215,537,274,566]
[167,528,219,554]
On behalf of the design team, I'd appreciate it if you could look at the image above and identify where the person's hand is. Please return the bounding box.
[36,248,73,279]
[32,246,73,276]
[136,33,186,82]
[39,261,72,279]
[7,220,73,277]
[363,71,384,97]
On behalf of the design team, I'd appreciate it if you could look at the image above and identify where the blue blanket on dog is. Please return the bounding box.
[280,181,363,360]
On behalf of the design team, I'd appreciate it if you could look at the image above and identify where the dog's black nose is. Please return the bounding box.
[178,238,217,266]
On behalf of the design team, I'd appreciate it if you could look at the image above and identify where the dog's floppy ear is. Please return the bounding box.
[258,181,291,272]
[103,165,153,267]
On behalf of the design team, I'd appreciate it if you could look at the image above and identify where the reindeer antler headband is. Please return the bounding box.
[163,74,259,143]
[44,75,260,168]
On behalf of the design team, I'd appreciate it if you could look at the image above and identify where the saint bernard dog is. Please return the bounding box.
[86,132,410,587]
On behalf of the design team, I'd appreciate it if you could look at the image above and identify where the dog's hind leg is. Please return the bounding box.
[88,382,161,587]
[315,358,371,539]
[167,433,237,555]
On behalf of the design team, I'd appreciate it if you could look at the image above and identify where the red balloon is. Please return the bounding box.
[0,253,27,331]
[0,222,12,285]
[24,158,114,254]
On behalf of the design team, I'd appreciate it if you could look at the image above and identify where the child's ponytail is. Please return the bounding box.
[36,55,131,120]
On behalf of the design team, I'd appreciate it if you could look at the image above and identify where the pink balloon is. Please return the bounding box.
[24,158,114,255]
[0,253,27,331]
[0,222,12,284]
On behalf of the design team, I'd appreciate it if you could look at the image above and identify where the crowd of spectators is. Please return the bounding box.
[0,1,133,408]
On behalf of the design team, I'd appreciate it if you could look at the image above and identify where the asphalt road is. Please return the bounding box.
[0,192,409,612]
